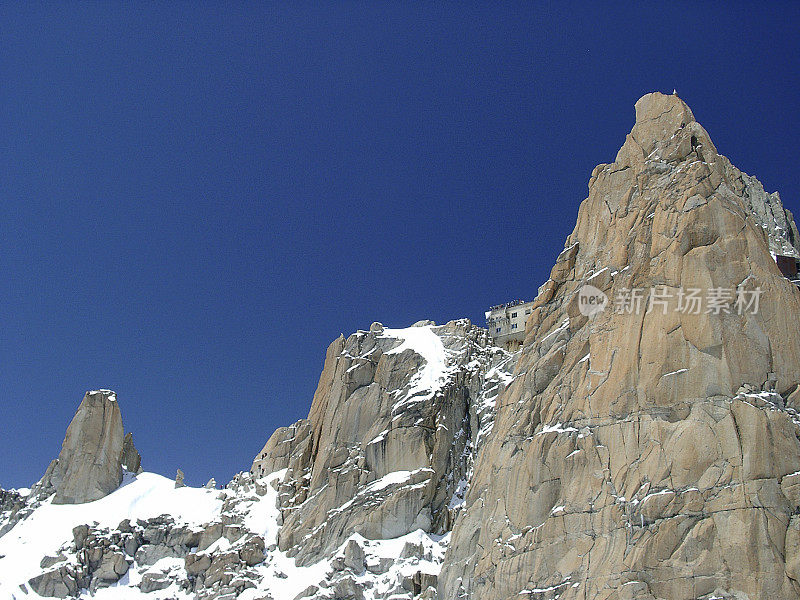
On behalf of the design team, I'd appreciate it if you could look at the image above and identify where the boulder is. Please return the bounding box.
[333,576,365,600]
[167,525,201,547]
[204,551,240,586]
[72,524,89,550]
[400,540,425,559]
[139,571,172,593]
[239,535,266,567]
[122,533,141,556]
[135,543,184,565]
[366,557,394,574]
[198,522,224,550]
[117,518,133,533]
[91,550,129,586]
[293,584,319,599]
[404,571,438,595]
[141,524,168,546]
[28,566,78,598]
[343,539,365,572]
[223,523,245,542]
[185,552,212,576]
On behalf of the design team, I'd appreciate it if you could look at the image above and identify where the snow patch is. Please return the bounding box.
[0,473,222,597]
[381,326,454,409]
[537,423,579,436]
[661,368,688,377]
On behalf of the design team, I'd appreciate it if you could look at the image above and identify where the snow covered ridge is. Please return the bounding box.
[1,319,520,600]
[0,470,451,600]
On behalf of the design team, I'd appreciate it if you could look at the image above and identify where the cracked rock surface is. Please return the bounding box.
[438,92,800,600]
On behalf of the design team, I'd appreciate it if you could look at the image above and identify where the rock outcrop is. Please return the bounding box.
[37,390,140,505]
[438,92,800,599]
[121,432,143,474]
[0,488,28,537]
[251,319,518,566]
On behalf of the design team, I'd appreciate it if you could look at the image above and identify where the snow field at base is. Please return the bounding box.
[2,468,452,600]
[0,472,222,599]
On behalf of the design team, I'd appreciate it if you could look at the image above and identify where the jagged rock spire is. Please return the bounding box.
[37,390,141,504]
[439,93,800,599]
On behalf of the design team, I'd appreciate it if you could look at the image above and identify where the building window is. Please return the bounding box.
[511,324,518,330]
[496,327,501,333]
[511,312,517,318]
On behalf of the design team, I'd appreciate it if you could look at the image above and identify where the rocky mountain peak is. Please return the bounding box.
[603,92,798,257]
[3,93,800,600]
[440,93,800,600]
[630,92,698,156]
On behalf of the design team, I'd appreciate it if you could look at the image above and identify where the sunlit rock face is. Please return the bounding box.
[251,319,517,567]
[39,390,126,505]
[438,93,800,600]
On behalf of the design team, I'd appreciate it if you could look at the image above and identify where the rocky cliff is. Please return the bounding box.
[439,92,800,600]
[1,93,799,600]
[251,319,515,569]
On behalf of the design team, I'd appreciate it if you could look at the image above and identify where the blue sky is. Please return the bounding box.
[1,2,798,488]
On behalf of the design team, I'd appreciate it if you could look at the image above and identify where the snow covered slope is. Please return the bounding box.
[0,319,518,600]
[0,472,222,599]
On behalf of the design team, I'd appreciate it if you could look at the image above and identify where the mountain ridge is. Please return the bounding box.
[2,92,800,600]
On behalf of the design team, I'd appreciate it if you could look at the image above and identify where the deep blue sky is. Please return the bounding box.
[1,3,798,488]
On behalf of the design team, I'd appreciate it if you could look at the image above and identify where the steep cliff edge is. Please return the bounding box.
[438,92,800,600]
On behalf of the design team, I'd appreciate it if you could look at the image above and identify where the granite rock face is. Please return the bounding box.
[251,319,517,566]
[438,93,800,599]
[37,390,140,505]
